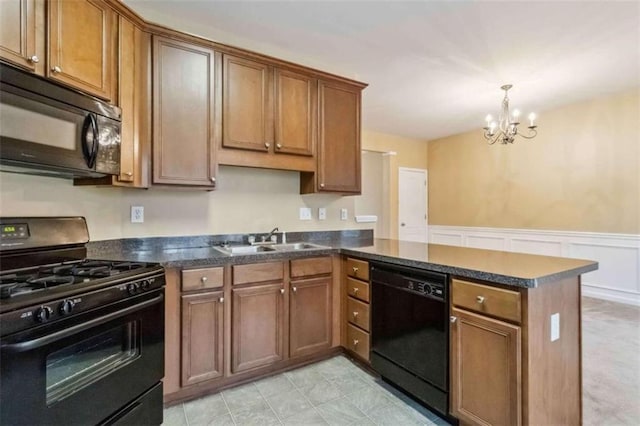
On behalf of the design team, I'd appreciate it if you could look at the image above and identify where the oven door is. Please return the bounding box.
[0,290,164,426]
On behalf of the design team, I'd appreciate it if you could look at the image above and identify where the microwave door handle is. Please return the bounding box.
[81,113,99,168]
[1,293,164,354]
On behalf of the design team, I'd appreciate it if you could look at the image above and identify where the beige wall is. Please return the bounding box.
[427,89,640,234]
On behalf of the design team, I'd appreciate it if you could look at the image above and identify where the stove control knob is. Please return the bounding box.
[59,300,75,315]
[35,306,53,323]
[141,280,150,291]
[127,283,140,295]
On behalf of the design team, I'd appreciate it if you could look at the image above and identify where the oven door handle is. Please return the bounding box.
[2,293,164,353]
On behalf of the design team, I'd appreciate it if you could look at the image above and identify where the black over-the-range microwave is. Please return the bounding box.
[0,63,121,178]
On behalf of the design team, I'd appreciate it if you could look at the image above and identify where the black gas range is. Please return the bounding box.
[0,217,165,426]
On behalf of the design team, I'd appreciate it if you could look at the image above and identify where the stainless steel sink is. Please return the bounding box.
[215,245,276,255]
[272,242,329,251]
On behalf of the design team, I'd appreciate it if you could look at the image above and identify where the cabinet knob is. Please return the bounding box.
[201,276,208,283]
[352,311,359,318]
[352,267,358,274]
[51,66,61,73]
[280,288,285,294]
[476,296,485,304]
[292,286,297,293]
[28,55,39,63]
[219,297,224,303]
[210,176,216,183]
[353,339,359,346]
[320,183,325,188]
[450,316,457,323]
[353,287,359,294]
[265,142,270,149]
[125,172,133,177]
[276,143,282,149]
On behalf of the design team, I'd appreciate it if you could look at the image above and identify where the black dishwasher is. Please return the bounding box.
[370,262,449,419]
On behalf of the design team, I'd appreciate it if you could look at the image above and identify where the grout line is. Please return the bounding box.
[219,391,237,426]
[181,403,189,426]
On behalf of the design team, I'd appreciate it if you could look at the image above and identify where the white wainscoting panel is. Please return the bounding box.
[428,225,640,306]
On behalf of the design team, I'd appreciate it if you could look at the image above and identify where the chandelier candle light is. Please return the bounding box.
[483,84,537,145]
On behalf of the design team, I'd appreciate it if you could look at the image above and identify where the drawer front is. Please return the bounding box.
[346,258,369,281]
[347,296,370,332]
[346,323,370,361]
[233,261,284,285]
[346,277,370,303]
[452,279,521,324]
[182,267,224,291]
[290,256,332,278]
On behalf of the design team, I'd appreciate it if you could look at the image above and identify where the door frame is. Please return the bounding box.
[398,167,428,242]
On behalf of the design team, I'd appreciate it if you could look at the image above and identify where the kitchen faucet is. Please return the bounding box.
[262,227,279,242]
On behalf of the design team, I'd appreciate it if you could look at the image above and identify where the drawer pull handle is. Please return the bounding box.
[450,316,457,323]
[353,287,359,294]
[280,288,285,294]
[201,276,208,283]
[352,267,359,274]
[219,297,224,303]
[476,296,485,304]
[352,311,359,318]
[353,339,359,346]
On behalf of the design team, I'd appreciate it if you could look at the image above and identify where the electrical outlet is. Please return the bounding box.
[318,208,327,220]
[550,313,560,341]
[340,208,348,221]
[131,206,144,223]
[299,207,312,221]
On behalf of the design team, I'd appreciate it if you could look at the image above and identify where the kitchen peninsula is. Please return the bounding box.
[89,232,597,426]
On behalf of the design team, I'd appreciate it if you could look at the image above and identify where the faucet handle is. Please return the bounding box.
[248,235,256,244]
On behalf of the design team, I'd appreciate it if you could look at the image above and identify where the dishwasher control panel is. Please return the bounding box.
[371,263,447,302]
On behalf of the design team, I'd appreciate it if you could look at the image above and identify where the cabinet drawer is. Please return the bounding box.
[346,277,370,303]
[346,323,370,361]
[346,258,369,281]
[290,256,332,278]
[452,279,521,324]
[182,267,224,291]
[347,296,370,332]
[233,261,284,285]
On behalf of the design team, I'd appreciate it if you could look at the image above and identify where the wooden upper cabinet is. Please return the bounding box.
[274,69,316,156]
[450,307,522,426]
[289,277,332,358]
[312,81,362,194]
[0,0,40,72]
[152,36,218,187]
[116,17,150,187]
[222,54,273,152]
[47,0,116,101]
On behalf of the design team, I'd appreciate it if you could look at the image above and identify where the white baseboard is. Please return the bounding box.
[428,225,640,306]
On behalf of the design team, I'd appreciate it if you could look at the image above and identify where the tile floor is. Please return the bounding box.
[164,296,640,426]
[163,355,449,426]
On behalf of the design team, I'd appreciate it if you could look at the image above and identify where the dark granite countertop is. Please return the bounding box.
[87,231,598,288]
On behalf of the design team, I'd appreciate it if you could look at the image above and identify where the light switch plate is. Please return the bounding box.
[299,207,312,220]
[550,313,560,341]
[340,208,348,221]
[131,206,144,223]
[318,208,327,220]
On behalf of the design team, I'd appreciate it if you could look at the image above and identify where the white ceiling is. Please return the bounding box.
[124,0,640,140]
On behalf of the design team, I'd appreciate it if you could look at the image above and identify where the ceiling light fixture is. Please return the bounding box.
[483,84,537,145]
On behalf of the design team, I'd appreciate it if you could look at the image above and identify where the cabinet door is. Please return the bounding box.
[153,36,218,187]
[290,277,332,358]
[116,17,150,187]
[222,54,273,152]
[274,69,315,156]
[0,0,38,71]
[450,307,522,426]
[316,81,361,193]
[231,283,285,373]
[181,291,225,386]
[48,0,115,100]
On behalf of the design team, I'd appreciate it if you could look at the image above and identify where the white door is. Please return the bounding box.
[398,167,428,242]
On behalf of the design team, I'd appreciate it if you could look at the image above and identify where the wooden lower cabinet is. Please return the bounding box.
[231,283,285,373]
[181,291,225,386]
[450,307,522,426]
[289,276,332,358]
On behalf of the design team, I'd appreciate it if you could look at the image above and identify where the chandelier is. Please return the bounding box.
[483,84,537,145]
